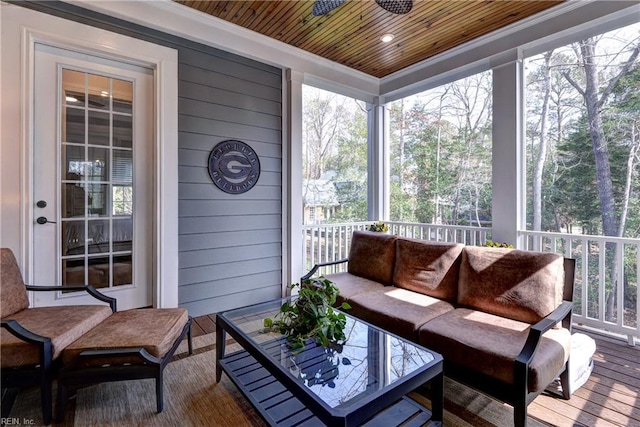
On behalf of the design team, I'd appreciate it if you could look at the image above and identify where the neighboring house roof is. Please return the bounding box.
[303,179,339,207]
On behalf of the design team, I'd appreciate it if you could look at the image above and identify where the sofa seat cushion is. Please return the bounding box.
[392,238,463,303]
[63,308,189,367]
[347,231,397,285]
[458,246,565,324]
[418,308,571,392]
[1,305,113,368]
[323,272,386,306]
[347,287,455,341]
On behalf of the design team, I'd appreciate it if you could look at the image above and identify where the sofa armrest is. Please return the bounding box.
[301,258,348,282]
[25,284,117,312]
[515,300,573,370]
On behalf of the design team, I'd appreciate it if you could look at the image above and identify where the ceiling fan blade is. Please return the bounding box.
[312,0,346,16]
[375,0,413,14]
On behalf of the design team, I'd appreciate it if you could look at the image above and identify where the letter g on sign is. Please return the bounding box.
[208,140,261,194]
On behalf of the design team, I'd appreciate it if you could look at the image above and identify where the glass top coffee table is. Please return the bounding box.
[216,298,443,426]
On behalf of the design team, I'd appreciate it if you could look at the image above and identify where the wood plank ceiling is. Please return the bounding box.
[174,0,563,78]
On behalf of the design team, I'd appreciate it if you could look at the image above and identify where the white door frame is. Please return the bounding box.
[1,5,178,308]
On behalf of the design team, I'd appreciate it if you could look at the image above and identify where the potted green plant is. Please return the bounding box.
[263,278,351,351]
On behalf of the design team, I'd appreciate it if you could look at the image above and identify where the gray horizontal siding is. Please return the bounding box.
[179,81,281,114]
[179,243,282,268]
[180,215,281,234]
[17,1,283,318]
[179,148,281,171]
[180,271,282,304]
[179,229,281,252]
[179,200,281,217]
[182,284,281,316]
[178,116,281,144]
[177,46,282,316]
[178,166,280,185]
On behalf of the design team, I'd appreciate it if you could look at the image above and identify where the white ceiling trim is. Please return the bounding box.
[67,0,638,102]
[68,0,381,100]
[380,0,640,101]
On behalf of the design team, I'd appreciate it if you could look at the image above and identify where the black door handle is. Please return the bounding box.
[36,216,56,225]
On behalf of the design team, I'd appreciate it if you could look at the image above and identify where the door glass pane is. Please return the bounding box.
[113,115,132,148]
[87,147,109,182]
[88,256,110,289]
[62,183,86,218]
[62,258,85,287]
[64,108,85,143]
[88,219,110,253]
[62,221,84,255]
[88,110,110,146]
[86,183,109,217]
[88,74,110,111]
[60,69,134,290]
[113,254,132,286]
[113,80,133,114]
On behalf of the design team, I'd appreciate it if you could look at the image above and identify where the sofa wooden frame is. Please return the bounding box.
[302,256,576,427]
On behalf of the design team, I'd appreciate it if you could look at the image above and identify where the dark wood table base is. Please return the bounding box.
[219,348,442,427]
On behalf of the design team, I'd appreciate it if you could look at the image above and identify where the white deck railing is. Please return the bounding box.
[302,222,639,343]
[519,230,639,344]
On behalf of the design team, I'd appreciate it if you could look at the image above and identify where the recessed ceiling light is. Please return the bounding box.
[100,91,109,97]
[65,96,78,102]
[380,33,395,43]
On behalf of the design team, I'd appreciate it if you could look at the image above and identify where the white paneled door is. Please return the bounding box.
[33,43,153,310]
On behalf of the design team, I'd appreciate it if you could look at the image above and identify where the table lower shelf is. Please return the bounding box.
[218,349,440,427]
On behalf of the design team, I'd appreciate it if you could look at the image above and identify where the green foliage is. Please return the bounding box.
[263,279,352,351]
[367,221,389,232]
[388,72,493,226]
[484,240,514,249]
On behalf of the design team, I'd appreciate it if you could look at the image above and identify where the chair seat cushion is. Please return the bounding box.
[347,287,455,341]
[62,308,188,367]
[418,308,571,392]
[1,305,113,368]
[322,272,386,306]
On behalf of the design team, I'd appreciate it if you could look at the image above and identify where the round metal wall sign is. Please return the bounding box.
[208,140,260,194]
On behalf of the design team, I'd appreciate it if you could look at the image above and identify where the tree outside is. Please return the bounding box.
[525,22,640,327]
[302,86,368,225]
[388,71,493,227]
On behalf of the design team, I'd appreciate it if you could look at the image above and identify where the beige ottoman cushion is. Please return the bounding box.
[63,308,188,367]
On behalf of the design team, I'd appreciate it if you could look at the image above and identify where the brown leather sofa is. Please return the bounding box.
[303,230,574,427]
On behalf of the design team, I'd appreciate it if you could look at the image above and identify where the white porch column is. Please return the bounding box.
[284,70,304,292]
[492,57,525,247]
[368,97,389,221]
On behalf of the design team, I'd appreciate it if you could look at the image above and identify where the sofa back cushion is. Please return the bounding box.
[458,246,564,324]
[392,238,463,303]
[1,248,30,318]
[348,231,397,285]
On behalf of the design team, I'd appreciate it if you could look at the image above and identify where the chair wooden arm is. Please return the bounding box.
[515,301,573,367]
[301,258,348,282]
[26,284,117,312]
[1,319,51,346]
[1,319,54,376]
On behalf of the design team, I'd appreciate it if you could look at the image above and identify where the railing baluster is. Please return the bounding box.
[599,239,606,323]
